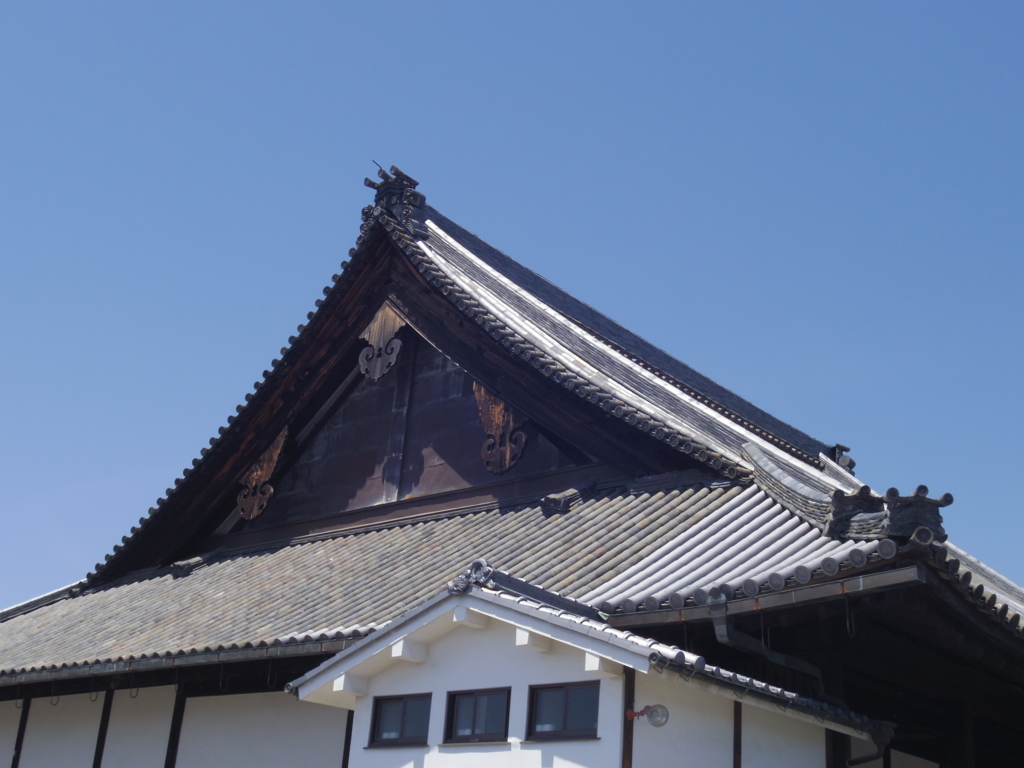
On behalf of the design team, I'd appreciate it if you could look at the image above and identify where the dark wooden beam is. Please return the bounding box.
[733,701,742,768]
[11,697,30,768]
[163,687,187,768]
[621,667,635,768]
[91,689,114,768]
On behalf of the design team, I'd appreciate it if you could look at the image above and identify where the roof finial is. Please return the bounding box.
[362,165,428,238]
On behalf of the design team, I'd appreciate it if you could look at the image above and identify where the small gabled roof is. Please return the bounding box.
[287,577,886,744]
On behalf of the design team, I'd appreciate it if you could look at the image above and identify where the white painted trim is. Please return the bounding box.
[294,591,654,703]
[391,639,427,663]
[453,605,488,629]
[333,673,367,696]
[515,628,552,653]
[585,652,623,678]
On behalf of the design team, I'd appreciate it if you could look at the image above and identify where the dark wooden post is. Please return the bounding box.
[91,689,114,768]
[163,687,187,768]
[733,701,742,768]
[621,668,635,768]
[10,697,31,768]
[341,709,355,768]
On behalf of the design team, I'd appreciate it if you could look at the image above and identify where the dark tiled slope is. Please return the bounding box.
[0,484,742,673]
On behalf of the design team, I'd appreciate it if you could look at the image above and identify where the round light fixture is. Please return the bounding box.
[626,704,669,727]
[645,704,669,727]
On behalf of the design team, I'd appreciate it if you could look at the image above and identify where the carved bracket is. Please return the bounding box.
[359,303,407,382]
[473,381,528,474]
[237,427,288,520]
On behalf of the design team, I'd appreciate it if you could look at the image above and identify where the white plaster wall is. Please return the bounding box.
[347,620,623,768]
[633,668,733,768]
[102,685,178,768]
[175,691,348,768]
[850,739,938,768]
[19,692,105,768]
[0,699,22,766]
[742,702,823,768]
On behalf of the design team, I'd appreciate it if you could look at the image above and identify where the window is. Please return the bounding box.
[527,681,600,740]
[444,688,511,743]
[369,694,432,746]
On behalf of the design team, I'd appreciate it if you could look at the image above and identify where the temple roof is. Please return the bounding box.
[1,167,1020,694]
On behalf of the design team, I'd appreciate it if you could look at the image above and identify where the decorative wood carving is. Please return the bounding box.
[473,381,527,474]
[237,427,288,520]
[359,303,407,381]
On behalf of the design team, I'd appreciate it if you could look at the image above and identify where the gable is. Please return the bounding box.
[82,166,858,591]
[233,329,589,536]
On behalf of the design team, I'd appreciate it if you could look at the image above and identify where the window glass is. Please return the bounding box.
[533,687,566,733]
[478,691,507,736]
[565,684,599,732]
[404,696,431,740]
[376,698,404,741]
[453,694,476,737]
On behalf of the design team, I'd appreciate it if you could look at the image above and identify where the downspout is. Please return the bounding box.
[709,608,893,766]
[710,609,830,699]
[621,668,635,768]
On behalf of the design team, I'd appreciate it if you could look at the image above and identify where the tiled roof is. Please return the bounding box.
[582,484,898,614]
[8,470,1017,681]
[0,481,746,677]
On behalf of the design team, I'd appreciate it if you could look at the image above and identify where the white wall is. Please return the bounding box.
[175,691,348,768]
[347,620,624,768]
[19,692,105,768]
[633,668,734,768]
[102,685,177,768]
[0,699,22,767]
[742,702,823,768]
[850,738,939,768]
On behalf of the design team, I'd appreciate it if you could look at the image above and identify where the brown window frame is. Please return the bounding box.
[526,681,600,741]
[443,687,511,744]
[368,693,432,747]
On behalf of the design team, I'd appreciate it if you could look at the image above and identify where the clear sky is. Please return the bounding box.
[0,2,1021,611]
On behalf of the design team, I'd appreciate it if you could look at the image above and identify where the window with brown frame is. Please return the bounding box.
[527,681,600,740]
[444,688,511,743]
[369,694,431,747]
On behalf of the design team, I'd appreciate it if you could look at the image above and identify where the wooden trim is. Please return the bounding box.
[10,697,30,768]
[621,668,635,768]
[733,700,742,768]
[163,688,187,768]
[341,708,354,768]
[91,689,114,768]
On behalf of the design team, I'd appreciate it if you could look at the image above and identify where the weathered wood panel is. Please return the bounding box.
[242,332,583,532]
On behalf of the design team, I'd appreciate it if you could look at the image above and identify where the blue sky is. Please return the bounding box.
[0,2,1021,610]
